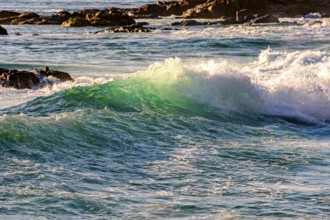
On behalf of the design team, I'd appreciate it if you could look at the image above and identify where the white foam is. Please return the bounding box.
[137,49,330,123]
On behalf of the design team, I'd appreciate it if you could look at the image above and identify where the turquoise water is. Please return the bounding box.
[1,1,330,219]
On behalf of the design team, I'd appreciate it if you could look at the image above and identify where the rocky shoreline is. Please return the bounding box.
[0,0,328,29]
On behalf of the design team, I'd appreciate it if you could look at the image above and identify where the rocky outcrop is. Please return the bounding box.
[86,8,135,26]
[122,0,207,18]
[0,67,73,90]
[0,25,7,35]
[40,11,72,25]
[125,0,329,24]
[0,0,328,27]
[11,13,41,25]
[61,17,91,27]
[95,24,151,34]
[0,8,135,27]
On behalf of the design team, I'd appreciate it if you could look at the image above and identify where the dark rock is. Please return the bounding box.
[171,19,222,26]
[11,13,41,25]
[95,24,150,34]
[40,11,72,25]
[137,21,150,26]
[61,9,135,27]
[0,10,20,19]
[0,0,329,27]
[4,71,40,89]
[0,68,9,73]
[0,11,21,24]
[0,25,8,35]
[56,11,72,21]
[0,16,18,25]
[44,70,74,82]
[124,0,206,18]
[73,9,101,18]
[86,9,135,26]
[172,20,202,26]
[61,17,91,27]
[18,13,39,20]
[125,0,329,23]
[162,27,180,30]
[0,67,73,89]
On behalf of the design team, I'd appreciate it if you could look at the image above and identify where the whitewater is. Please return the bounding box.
[1,0,330,219]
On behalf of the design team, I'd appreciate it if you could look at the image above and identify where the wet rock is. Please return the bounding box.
[0,67,73,90]
[0,15,19,25]
[61,17,91,27]
[124,0,206,18]
[1,70,40,89]
[86,9,135,26]
[0,11,20,19]
[40,11,72,25]
[0,0,328,27]
[126,0,329,23]
[61,9,135,27]
[39,67,74,82]
[171,19,222,26]
[95,24,150,34]
[11,13,41,25]
[162,27,180,31]
[73,9,101,18]
[0,25,8,35]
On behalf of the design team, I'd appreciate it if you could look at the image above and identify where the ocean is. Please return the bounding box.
[1,0,330,219]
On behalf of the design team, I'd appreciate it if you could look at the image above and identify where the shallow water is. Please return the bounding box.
[1,1,330,219]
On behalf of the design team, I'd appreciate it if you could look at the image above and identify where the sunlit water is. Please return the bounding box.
[1,1,330,219]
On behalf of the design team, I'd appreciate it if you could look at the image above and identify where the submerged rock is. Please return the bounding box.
[0,25,8,35]
[0,67,73,90]
[171,19,222,26]
[95,24,151,34]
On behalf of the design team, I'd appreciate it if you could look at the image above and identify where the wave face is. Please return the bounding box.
[1,50,330,219]
[4,49,330,123]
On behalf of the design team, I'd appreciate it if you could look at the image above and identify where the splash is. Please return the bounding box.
[134,49,330,122]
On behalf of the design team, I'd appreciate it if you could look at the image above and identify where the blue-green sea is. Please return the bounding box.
[1,1,330,219]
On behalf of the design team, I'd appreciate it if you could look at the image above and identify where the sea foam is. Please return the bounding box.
[136,49,330,123]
